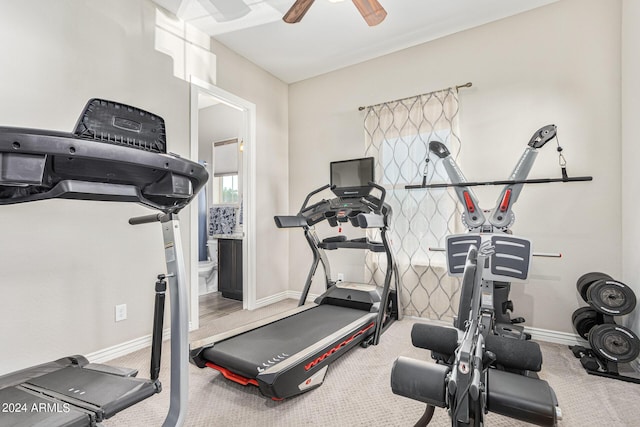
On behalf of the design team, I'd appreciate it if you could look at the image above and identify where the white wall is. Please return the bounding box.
[0,0,186,375]
[289,0,622,334]
[621,0,640,336]
[209,39,290,301]
[0,0,289,374]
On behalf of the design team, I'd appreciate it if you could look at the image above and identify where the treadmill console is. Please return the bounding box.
[276,157,389,230]
[330,157,374,198]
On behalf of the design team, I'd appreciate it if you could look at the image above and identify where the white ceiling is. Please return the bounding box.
[153,0,559,83]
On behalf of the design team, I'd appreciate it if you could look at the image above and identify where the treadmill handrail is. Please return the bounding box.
[300,184,332,212]
[274,214,308,228]
[131,214,189,427]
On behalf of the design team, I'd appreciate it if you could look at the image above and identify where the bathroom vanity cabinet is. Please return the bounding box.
[218,238,242,301]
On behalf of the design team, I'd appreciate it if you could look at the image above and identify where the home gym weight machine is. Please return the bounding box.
[190,157,401,400]
[413,124,589,339]
[0,99,208,427]
[391,125,592,426]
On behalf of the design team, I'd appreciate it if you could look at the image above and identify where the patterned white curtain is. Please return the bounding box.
[364,88,463,321]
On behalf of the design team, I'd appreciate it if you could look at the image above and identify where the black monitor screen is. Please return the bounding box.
[330,157,374,198]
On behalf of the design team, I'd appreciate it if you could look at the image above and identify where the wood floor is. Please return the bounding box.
[198,292,243,324]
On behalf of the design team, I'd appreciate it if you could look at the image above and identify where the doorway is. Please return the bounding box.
[189,77,256,331]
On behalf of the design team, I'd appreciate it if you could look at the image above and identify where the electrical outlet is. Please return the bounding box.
[337,273,344,282]
[115,304,127,322]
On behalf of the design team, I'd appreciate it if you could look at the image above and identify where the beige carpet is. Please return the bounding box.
[103,299,640,426]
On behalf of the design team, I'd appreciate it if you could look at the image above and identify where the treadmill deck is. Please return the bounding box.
[202,304,376,379]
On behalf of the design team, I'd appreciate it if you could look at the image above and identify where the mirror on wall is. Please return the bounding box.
[211,137,242,206]
[190,79,256,327]
[196,96,245,322]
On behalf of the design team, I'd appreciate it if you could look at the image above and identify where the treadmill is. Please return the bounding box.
[0,99,208,427]
[190,157,402,400]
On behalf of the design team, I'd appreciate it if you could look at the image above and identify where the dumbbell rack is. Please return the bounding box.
[570,272,640,384]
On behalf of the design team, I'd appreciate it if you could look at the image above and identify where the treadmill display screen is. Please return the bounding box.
[330,157,374,198]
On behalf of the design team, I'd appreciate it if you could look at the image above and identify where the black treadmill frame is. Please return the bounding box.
[0,98,207,427]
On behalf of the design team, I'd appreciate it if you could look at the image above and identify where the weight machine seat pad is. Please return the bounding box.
[25,366,158,419]
[201,305,374,379]
[0,386,90,427]
[487,369,558,426]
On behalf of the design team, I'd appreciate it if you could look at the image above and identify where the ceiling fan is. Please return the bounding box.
[283,0,387,26]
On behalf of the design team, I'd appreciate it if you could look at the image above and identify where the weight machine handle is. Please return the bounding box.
[469,335,484,401]
[129,213,167,225]
[428,247,562,257]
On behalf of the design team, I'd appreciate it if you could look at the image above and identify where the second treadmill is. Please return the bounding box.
[190,157,402,400]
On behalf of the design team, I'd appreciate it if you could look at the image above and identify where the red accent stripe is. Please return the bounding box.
[304,322,375,371]
[499,189,512,212]
[205,362,259,387]
[463,191,476,213]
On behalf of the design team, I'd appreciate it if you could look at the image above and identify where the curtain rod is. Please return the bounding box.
[357,82,473,111]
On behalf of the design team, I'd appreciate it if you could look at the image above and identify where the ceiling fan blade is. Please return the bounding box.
[283,0,315,24]
[352,0,387,26]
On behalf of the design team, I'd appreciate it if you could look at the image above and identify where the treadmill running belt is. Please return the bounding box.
[25,367,157,419]
[0,386,90,427]
[202,305,374,378]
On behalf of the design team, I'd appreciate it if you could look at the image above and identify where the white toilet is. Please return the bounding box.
[198,239,218,295]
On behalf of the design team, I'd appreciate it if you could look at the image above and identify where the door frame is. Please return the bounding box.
[188,76,257,330]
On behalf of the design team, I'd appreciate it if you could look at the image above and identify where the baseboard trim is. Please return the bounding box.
[405,315,585,346]
[253,290,320,309]
[253,291,292,309]
[86,328,172,364]
[89,291,312,364]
